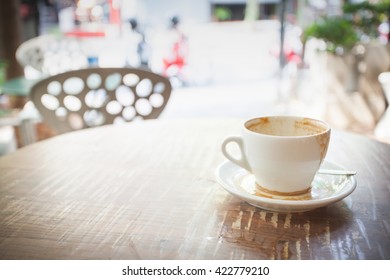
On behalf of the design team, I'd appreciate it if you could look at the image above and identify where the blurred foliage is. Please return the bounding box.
[304,17,359,53]
[0,60,7,87]
[304,0,390,53]
[214,7,232,21]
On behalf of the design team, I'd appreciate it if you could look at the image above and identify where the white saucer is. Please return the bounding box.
[215,160,357,213]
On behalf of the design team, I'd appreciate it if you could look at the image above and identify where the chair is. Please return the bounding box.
[16,34,88,77]
[29,67,172,134]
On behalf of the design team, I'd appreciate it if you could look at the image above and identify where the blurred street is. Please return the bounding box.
[5,12,388,143]
[154,20,385,142]
[154,21,329,132]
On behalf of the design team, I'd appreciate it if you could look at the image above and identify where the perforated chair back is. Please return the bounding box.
[30,67,172,134]
[16,34,88,75]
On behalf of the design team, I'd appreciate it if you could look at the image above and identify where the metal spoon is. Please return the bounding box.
[317,169,357,176]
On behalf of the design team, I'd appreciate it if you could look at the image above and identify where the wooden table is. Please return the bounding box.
[0,119,389,260]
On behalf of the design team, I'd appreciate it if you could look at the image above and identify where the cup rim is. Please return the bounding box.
[244,116,331,138]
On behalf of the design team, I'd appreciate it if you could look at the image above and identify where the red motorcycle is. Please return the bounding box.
[162,16,189,87]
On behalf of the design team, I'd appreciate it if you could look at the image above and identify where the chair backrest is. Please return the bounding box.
[16,34,88,75]
[30,67,172,134]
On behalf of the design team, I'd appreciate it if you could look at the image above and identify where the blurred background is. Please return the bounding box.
[1,0,390,153]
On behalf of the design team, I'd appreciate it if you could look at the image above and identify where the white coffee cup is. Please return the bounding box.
[221,116,331,195]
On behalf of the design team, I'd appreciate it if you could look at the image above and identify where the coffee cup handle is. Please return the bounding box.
[221,136,251,172]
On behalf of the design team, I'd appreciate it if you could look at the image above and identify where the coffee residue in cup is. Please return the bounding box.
[294,119,326,136]
[246,117,328,137]
[246,117,269,131]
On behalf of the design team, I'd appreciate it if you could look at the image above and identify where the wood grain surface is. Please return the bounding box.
[0,119,389,259]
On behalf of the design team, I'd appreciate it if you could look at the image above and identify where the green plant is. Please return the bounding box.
[303,0,390,53]
[214,7,232,21]
[303,17,359,53]
[343,0,390,38]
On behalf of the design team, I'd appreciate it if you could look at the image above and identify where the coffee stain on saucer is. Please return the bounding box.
[252,186,313,201]
[240,175,313,201]
[256,185,312,197]
[238,172,349,202]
